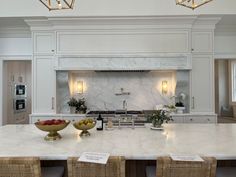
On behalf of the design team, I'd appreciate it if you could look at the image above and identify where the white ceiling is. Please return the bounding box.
[216,15,236,26]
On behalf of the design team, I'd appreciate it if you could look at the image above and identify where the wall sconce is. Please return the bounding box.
[76,81,83,94]
[162,81,168,95]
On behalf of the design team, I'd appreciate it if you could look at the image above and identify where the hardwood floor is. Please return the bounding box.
[218,116,236,123]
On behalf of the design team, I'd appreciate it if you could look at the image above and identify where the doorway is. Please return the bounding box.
[215,59,236,123]
[2,60,32,125]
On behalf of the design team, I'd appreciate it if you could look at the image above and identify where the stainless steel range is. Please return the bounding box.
[86,110,147,127]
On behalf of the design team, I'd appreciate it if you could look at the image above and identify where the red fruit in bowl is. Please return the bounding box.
[54,120,61,125]
[38,119,67,125]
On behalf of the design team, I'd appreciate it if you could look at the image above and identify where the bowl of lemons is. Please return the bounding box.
[73,118,96,136]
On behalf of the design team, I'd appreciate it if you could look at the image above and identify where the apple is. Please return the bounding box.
[38,119,66,125]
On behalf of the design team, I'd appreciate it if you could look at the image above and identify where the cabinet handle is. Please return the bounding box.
[51,97,55,110]
[192,97,195,109]
[51,50,55,52]
[190,118,193,121]
[191,48,194,51]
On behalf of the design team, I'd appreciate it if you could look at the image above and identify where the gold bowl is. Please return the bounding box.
[73,118,96,136]
[35,119,70,141]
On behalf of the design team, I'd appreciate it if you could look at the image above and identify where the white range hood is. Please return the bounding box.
[56,54,191,71]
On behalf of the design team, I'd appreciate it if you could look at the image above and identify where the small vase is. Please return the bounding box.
[78,110,85,114]
[70,107,76,114]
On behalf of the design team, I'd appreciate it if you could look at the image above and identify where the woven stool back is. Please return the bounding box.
[67,156,125,177]
[0,157,41,177]
[157,156,216,177]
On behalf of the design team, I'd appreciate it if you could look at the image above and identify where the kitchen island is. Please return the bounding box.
[0,123,236,160]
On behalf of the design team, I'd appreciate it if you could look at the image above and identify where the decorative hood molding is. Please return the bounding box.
[55,54,191,71]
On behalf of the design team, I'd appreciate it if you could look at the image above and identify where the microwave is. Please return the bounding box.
[14,84,27,97]
[14,99,27,113]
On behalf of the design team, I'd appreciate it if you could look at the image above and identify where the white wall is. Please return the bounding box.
[0,38,32,56]
[0,0,236,17]
[215,33,236,58]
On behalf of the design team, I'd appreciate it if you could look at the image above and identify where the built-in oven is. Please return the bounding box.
[13,99,27,113]
[14,84,27,97]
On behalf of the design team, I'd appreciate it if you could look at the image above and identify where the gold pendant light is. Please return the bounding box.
[39,0,75,10]
[176,0,213,10]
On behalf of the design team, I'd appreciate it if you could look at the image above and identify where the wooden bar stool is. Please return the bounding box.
[0,157,64,177]
[67,156,125,177]
[146,156,217,177]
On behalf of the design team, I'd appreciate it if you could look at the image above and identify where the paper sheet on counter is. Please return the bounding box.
[170,154,204,162]
[78,152,110,164]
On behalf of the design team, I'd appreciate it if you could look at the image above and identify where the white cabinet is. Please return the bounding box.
[170,114,217,124]
[33,56,56,113]
[191,55,214,113]
[33,32,55,55]
[192,31,213,53]
[171,116,184,123]
[184,116,216,124]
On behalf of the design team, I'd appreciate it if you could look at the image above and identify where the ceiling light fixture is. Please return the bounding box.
[39,0,75,10]
[176,0,213,10]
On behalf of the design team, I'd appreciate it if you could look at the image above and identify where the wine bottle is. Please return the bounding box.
[96,113,103,131]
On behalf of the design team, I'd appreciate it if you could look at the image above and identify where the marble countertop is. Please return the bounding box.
[0,124,235,160]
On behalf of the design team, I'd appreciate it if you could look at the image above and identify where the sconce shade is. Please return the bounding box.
[39,0,75,10]
[77,81,83,94]
[162,81,168,94]
[175,0,213,10]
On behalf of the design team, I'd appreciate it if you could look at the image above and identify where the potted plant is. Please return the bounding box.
[76,98,87,114]
[67,97,87,114]
[67,97,78,114]
[147,109,172,128]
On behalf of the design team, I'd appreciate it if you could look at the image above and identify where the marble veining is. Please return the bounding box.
[0,124,236,160]
[57,71,177,112]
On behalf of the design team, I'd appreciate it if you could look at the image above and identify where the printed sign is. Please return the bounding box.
[170,155,204,162]
[78,152,110,164]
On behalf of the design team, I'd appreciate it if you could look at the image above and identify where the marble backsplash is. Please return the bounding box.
[57,70,189,113]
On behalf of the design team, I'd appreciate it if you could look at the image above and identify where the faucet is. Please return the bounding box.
[123,100,127,110]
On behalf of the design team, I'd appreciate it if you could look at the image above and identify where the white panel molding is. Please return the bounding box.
[56,30,190,54]
[214,52,236,59]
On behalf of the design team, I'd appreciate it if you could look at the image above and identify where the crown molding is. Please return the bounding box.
[25,16,198,30]
[24,16,222,31]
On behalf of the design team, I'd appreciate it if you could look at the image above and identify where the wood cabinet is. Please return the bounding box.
[190,55,214,113]
[33,32,55,55]
[33,56,56,113]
